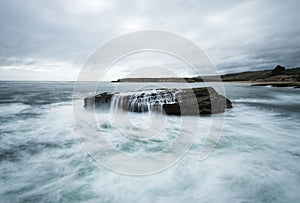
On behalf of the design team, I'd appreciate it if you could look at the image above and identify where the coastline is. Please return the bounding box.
[223,81,300,87]
[112,66,300,88]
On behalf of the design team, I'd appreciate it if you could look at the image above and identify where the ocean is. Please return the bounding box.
[0,81,299,202]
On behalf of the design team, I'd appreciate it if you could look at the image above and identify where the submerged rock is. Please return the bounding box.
[84,87,232,115]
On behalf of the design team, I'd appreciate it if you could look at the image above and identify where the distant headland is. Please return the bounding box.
[112,65,300,88]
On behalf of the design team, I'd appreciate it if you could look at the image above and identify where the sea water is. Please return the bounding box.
[0,81,299,202]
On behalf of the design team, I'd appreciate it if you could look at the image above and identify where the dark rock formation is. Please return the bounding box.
[84,92,114,109]
[84,87,232,115]
[163,87,232,115]
[251,82,300,88]
[270,65,286,76]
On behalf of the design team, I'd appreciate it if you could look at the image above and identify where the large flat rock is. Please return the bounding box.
[84,87,232,115]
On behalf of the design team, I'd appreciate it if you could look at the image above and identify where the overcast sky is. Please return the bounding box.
[0,0,300,80]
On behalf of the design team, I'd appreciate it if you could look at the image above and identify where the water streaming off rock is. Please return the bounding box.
[110,89,177,113]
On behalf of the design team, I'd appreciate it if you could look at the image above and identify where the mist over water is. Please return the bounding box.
[0,81,299,202]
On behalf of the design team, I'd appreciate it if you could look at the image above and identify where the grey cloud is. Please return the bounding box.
[0,0,300,80]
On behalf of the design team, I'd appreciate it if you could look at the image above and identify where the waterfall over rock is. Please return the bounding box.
[128,89,177,112]
[84,87,232,115]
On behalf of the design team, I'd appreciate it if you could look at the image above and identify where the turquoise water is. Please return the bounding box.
[0,81,299,202]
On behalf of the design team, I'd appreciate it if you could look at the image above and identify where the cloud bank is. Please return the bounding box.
[0,0,300,80]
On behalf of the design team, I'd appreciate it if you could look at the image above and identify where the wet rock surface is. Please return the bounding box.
[84,87,232,115]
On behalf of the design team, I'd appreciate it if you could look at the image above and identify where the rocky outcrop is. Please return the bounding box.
[270,65,286,76]
[251,82,300,88]
[84,92,114,109]
[162,87,232,115]
[84,87,232,115]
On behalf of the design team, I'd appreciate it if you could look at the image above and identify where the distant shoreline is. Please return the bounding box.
[112,65,300,88]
